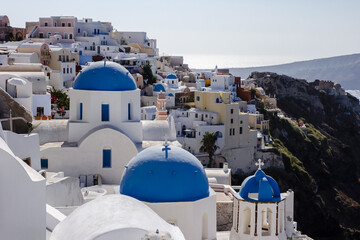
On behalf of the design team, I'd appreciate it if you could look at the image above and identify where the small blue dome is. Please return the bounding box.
[240,169,281,202]
[168,93,174,97]
[120,145,209,203]
[73,61,137,91]
[166,74,177,79]
[153,83,165,92]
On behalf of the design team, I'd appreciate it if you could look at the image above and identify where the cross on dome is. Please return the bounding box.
[255,159,264,170]
[162,139,171,159]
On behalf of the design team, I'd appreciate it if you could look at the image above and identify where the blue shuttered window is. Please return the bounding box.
[79,103,83,120]
[41,158,48,169]
[101,104,109,121]
[103,149,111,168]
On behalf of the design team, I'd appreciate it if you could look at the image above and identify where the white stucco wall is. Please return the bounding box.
[3,131,41,170]
[67,89,142,143]
[41,128,138,184]
[32,93,51,117]
[145,188,217,240]
[46,176,84,207]
[0,137,46,240]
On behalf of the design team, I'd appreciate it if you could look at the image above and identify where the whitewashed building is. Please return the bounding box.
[171,108,225,154]
[40,61,142,184]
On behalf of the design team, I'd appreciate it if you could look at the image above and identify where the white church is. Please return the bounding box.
[40,61,142,184]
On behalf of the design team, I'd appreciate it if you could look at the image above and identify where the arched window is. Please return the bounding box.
[69,34,73,39]
[279,207,284,233]
[64,33,68,39]
[215,131,223,138]
[261,208,272,236]
[243,207,251,234]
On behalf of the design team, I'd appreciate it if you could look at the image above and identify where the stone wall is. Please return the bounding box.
[217,200,233,231]
[0,87,32,133]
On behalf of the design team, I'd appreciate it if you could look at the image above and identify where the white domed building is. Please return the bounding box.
[120,143,217,240]
[50,194,185,240]
[41,61,142,184]
[230,161,296,240]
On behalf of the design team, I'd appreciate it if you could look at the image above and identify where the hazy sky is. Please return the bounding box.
[3,0,360,68]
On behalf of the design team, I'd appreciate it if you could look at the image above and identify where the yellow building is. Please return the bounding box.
[195,91,250,150]
[194,91,257,170]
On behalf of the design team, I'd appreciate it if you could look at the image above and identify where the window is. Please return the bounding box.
[102,149,111,168]
[196,96,200,101]
[101,104,109,121]
[231,118,233,124]
[44,22,48,27]
[233,128,235,135]
[216,98,219,103]
[68,23,71,27]
[79,103,83,120]
[240,127,243,134]
[63,68,65,74]
[67,68,69,74]
[128,103,131,120]
[62,23,65,27]
[58,55,61,61]
[41,158,48,169]
[229,129,232,136]
[69,34,73,39]
[39,33,44,38]
[240,120,243,124]
[70,68,72,74]
[78,28,80,33]
[195,113,198,118]
[231,109,233,114]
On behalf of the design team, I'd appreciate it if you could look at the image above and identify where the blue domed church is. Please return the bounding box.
[120,142,217,240]
[230,160,296,240]
[41,61,142,184]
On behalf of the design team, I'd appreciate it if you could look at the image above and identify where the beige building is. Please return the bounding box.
[49,48,78,71]
[17,42,51,65]
[194,91,257,171]
[249,113,269,133]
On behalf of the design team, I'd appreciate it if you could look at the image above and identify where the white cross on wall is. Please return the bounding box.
[255,159,264,170]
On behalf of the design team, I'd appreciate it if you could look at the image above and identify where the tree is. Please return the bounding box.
[49,87,69,110]
[200,132,219,168]
[141,64,157,85]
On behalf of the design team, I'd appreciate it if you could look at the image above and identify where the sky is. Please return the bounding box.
[3,0,360,68]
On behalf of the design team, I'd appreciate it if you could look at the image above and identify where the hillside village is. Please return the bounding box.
[3,14,358,240]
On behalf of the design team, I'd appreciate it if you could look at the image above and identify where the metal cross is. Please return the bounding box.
[255,159,264,170]
[162,139,171,159]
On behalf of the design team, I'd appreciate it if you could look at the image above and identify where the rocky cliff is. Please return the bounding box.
[248,72,360,239]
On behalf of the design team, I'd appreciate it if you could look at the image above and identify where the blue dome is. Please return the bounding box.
[153,83,165,92]
[239,169,281,202]
[166,74,177,79]
[73,61,137,91]
[120,145,209,203]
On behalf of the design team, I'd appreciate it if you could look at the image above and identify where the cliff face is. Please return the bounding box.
[251,72,360,239]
